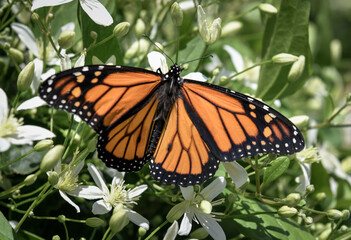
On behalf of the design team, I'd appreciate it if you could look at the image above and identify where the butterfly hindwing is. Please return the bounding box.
[39,65,162,132]
[150,97,219,187]
[181,79,305,161]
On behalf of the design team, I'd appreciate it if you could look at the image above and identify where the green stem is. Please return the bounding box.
[102,227,111,240]
[0,149,35,170]
[228,60,272,81]
[255,157,261,196]
[144,220,169,240]
[233,5,259,20]
[195,44,209,72]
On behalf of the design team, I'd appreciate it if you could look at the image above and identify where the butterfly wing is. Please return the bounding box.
[39,65,162,171]
[150,97,219,186]
[181,79,305,161]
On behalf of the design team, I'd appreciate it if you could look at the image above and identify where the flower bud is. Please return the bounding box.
[259,3,278,15]
[24,174,37,186]
[58,215,66,223]
[319,227,332,240]
[272,53,299,65]
[124,39,149,59]
[9,47,24,64]
[278,206,298,218]
[40,145,64,172]
[340,225,348,231]
[86,217,105,228]
[284,193,301,207]
[327,209,343,220]
[330,39,342,62]
[197,5,222,45]
[288,55,305,82]
[289,115,309,129]
[109,204,129,234]
[200,200,212,214]
[48,172,59,186]
[208,18,222,44]
[189,228,209,239]
[296,147,320,164]
[17,61,35,92]
[48,13,54,21]
[31,13,40,22]
[138,227,147,237]
[166,201,188,222]
[212,68,220,76]
[306,184,315,194]
[315,192,326,202]
[90,31,97,40]
[304,216,313,225]
[52,235,60,240]
[342,209,350,221]
[135,19,145,37]
[219,76,229,85]
[171,2,183,27]
[58,30,76,49]
[221,21,242,37]
[113,22,130,37]
[34,139,53,152]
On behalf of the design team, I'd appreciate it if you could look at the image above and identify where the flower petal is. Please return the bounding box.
[0,88,8,122]
[72,160,85,177]
[87,163,109,193]
[200,177,226,201]
[30,58,44,93]
[222,162,248,188]
[17,96,47,111]
[163,221,179,240]
[295,162,311,193]
[127,184,147,199]
[59,190,80,213]
[196,211,226,240]
[223,45,244,73]
[67,185,104,199]
[74,52,86,67]
[16,125,55,141]
[183,72,208,82]
[11,23,39,56]
[92,199,112,215]
[178,211,194,236]
[147,51,168,73]
[31,0,73,11]
[80,0,113,26]
[125,208,150,230]
[0,138,10,152]
[180,186,194,201]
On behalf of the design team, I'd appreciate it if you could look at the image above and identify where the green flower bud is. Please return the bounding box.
[48,171,59,186]
[52,235,60,240]
[171,2,183,27]
[90,31,98,40]
[340,225,348,231]
[304,216,313,225]
[208,18,222,45]
[109,204,129,234]
[197,5,222,45]
[200,200,212,214]
[327,209,343,220]
[288,55,305,82]
[289,115,309,129]
[330,39,342,62]
[221,21,242,37]
[278,206,298,218]
[219,76,229,85]
[296,147,320,164]
[189,227,209,239]
[48,13,54,21]
[58,30,76,49]
[135,19,145,37]
[272,53,299,65]
[319,227,332,240]
[315,192,326,202]
[285,193,301,207]
[40,145,64,172]
[34,139,53,152]
[166,201,188,222]
[9,47,24,64]
[24,174,37,186]
[341,157,351,173]
[342,209,350,221]
[31,13,40,22]
[259,3,278,15]
[124,39,149,59]
[306,184,315,194]
[58,215,66,223]
[113,22,130,37]
[212,68,220,76]
[138,226,147,237]
[17,61,35,92]
[86,217,105,228]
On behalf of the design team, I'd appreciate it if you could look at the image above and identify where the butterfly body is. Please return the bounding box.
[39,63,305,186]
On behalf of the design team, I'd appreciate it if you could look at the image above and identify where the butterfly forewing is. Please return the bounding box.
[181,79,305,161]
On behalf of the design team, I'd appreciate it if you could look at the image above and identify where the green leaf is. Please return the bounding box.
[177,36,206,75]
[79,5,123,65]
[229,198,314,240]
[0,212,16,240]
[263,156,290,184]
[256,0,312,100]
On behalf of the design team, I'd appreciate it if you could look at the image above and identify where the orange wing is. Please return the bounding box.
[150,97,219,186]
[181,80,305,161]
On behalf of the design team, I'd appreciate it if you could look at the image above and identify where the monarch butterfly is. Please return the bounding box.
[39,59,305,187]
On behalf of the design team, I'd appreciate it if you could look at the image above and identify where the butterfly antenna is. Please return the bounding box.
[142,34,175,65]
[180,54,213,66]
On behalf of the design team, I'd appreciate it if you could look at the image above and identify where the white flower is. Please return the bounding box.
[31,0,113,26]
[147,51,208,82]
[171,177,226,240]
[0,88,55,152]
[76,164,149,230]
[222,162,248,188]
[163,221,179,240]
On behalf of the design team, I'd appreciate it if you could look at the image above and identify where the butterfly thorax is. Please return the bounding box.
[155,64,183,121]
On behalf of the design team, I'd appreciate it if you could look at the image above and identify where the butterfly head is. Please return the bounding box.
[164,64,184,86]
